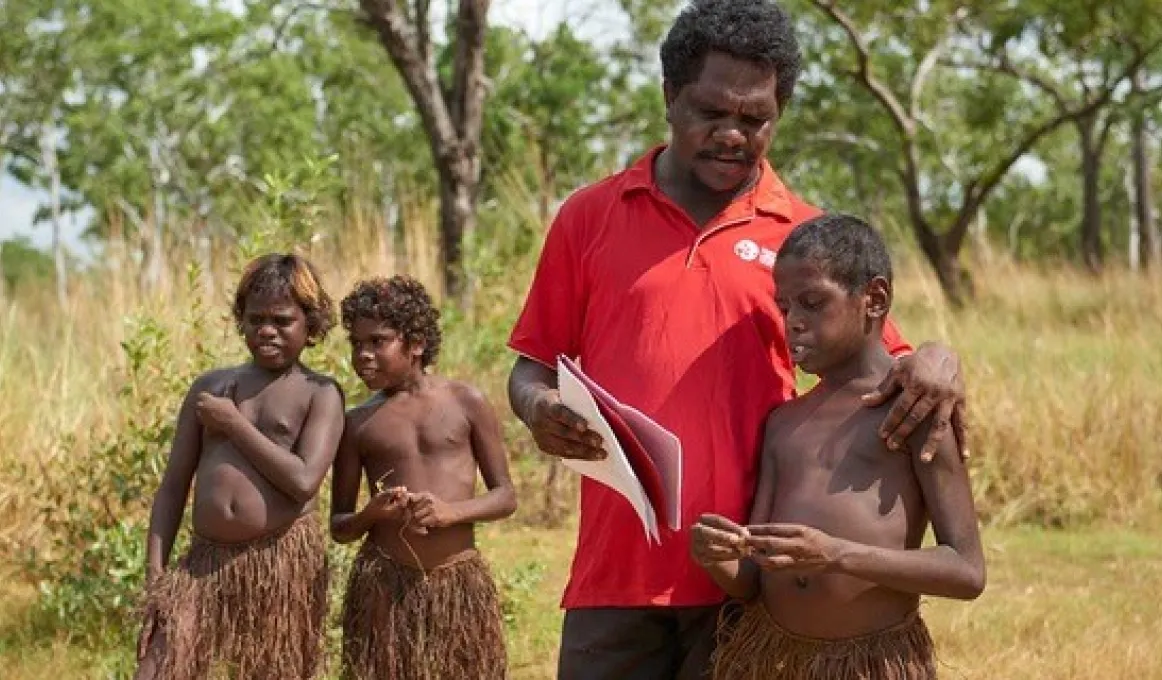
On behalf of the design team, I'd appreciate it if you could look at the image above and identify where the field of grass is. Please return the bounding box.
[0,210,1160,677]
[3,520,1162,679]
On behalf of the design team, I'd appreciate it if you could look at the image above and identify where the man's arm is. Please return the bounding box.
[199,381,344,503]
[507,356,605,460]
[408,384,518,529]
[144,378,206,584]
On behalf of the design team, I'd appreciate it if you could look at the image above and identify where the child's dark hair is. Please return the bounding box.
[232,253,336,345]
[778,213,893,293]
[660,0,802,111]
[341,276,442,368]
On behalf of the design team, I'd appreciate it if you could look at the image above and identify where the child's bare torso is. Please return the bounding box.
[350,376,479,568]
[761,386,927,638]
[192,365,320,543]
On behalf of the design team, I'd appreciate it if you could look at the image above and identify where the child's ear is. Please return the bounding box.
[409,339,426,358]
[865,276,892,319]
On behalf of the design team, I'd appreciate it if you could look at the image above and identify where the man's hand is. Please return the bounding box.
[745,523,844,572]
[195,383,242,434]
[861,342,968,463]
[690,514,751,566]
[407,491,460,530]
[525,389,606,461]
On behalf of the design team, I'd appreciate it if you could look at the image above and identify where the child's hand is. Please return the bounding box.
[364,486,408,522]
[690,514,751,565]
[745,523,844,572]
[407,492,459,530]
[196,382,241,433]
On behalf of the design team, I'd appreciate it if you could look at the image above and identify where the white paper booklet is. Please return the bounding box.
[555,356,682,544]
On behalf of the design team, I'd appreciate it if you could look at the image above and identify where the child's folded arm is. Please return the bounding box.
[224,381,344,504]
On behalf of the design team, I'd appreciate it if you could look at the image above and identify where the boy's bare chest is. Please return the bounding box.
[235,379,312,446]
[358,397,471,462]
[772,409,915,512]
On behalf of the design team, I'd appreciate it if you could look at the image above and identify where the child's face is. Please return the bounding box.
[774,256,872,375]
[348,317,423,391]
[240,293,309,370]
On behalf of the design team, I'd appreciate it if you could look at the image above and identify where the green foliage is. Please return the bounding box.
[26,266,223,649]
[496,559,546,629]
[0,237,54,293]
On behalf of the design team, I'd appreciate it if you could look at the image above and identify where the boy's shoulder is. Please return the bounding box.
[763,392,813,435]
[188,365,245,393]
[346,391,387,425]
[429,375,493,414]
[295,365,344,397]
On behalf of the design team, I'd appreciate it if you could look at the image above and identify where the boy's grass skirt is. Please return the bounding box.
[340,541,507,680]
[143,514,328,680]
[713,602,936,680]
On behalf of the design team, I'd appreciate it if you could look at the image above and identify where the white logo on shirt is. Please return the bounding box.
[759,248,777,269]
[734,239,760,262]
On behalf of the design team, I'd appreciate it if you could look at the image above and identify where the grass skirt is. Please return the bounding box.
[713,602,936,680]
[143,514,328,680]
[340,541,507,680]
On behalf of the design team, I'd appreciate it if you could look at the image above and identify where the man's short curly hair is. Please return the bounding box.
[660,0,802,111]
[232,253,335,346]
[341,276,442,368]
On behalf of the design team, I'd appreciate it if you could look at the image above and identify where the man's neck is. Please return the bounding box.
[654,147,758,228]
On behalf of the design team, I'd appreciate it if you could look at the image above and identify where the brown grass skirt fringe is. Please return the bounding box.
[340,542,507,680]
[713,603,936,680]
[145,514,328,680]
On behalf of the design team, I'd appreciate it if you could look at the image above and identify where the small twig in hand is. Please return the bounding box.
[374,468,395,494]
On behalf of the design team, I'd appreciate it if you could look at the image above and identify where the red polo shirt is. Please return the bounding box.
[509,148,910,608]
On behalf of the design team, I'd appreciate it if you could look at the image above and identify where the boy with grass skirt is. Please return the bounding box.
[332,276,517,680]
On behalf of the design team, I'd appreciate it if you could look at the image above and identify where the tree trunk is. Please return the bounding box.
[1077,116,1105,272]
[437,156,478,303]
[359,0,490,309]
[40,124,67,307]
[1131,86,1157,270]
[1127,166,1141,272]
[920,240,972,308]
[537,141,555,226]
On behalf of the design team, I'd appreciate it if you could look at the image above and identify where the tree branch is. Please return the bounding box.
[811,1,915,139]
[450,0,491,154]
[358,0,459,160]
[950,52,1072,112]
[910,9,961,124]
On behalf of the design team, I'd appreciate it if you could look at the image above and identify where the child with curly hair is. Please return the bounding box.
[331,275,517,680]
[136,253,345,680]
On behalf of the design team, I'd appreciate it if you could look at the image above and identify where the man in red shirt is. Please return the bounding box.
[507,2,967,678]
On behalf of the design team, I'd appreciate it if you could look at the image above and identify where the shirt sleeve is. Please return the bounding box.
[507,193,590,368]
[881,315,913,356]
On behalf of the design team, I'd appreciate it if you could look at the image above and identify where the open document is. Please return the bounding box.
[556,355,682,544]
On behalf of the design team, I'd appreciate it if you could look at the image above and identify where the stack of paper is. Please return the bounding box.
[556,355,682,544]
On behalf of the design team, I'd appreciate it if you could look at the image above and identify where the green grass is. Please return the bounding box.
[3,521,1161,679]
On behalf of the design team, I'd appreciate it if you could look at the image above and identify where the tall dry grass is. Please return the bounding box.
[892,254,1162,526]
[1,192,1160,569]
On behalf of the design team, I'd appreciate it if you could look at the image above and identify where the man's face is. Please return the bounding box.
[664,51,781,195]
